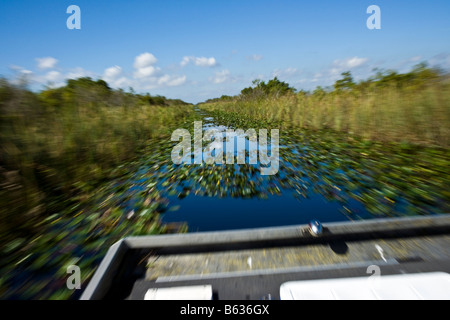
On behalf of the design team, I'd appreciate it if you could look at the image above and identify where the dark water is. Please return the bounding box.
[162,192,353,231]
[159,117,356,231]
[125,112,448,232]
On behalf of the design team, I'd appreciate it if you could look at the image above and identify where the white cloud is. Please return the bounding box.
[134,53,158,69]
[329,68,341,76]
[19,52,188,92]
[36,57,58,70]
[332,57,369,70]
[99,53,187,90]
[429,53,450,70]
[103,66,135,88]
[157,74,187,87]
[104,65,122,80]
[311,72,323,83]
[134,66,160,79]
[44,70,62,82]
[138,73,187,91]
[210,69,231,84]
[8,65,34,86]
[410,56,422,62]
[113,77,133,88]
[33,70,65,88]
[272,67,301,79]
[246,54,263,61]
[181,56,217,67]
[327,57,370,78]
[180,56,190,67]
[132,53,161,79]
[65,67,95,79]
[21,69,33,75]
[10,65,33,75]
[196,57,217,67]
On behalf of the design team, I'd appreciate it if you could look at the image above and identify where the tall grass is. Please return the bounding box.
[200,78,450,147]
[0,79,193,238]
[0,78,195,299]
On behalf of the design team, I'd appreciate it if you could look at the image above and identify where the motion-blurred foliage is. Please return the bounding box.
[0,78,193,299]
[0,77,192,229]
[1,63,449,299]
[200,63,449,147]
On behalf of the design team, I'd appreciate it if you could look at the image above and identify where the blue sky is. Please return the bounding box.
[1,0,449,103]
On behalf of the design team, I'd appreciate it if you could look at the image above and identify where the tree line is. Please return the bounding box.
[201,62,445,103]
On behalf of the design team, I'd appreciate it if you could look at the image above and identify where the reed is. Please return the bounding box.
[200,77,450,148]
[0,79,193,237]
[0,78,195,299]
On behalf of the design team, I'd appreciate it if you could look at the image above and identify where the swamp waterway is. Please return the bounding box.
[1,108,449,299]
[153,109,449,230]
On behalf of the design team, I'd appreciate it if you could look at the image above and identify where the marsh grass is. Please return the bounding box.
[201,79,450,148]
[0,78,193,242]
[0,78,195,299]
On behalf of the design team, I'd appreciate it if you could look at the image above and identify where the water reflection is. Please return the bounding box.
[115,114,449,231]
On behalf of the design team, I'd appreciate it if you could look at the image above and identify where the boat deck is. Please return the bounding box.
[80,215,450,300]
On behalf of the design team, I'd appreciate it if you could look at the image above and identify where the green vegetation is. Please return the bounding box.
[0,77,192,227]
[200,78,295,104]
[1,63,449,300]
[200,64,450,147]
[162,110,449,220]
[240,77,295,99]
[0,77,193,299]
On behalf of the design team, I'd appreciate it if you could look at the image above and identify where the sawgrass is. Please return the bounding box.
[200,79,450,147]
